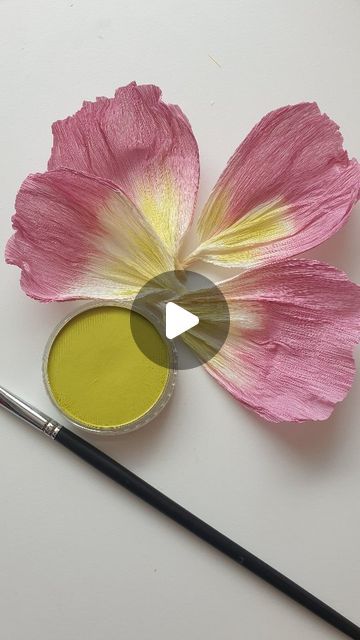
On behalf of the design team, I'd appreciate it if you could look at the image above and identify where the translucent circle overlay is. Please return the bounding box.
[131,270,230,371]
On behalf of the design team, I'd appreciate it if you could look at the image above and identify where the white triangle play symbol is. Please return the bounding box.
[165,302,199,340]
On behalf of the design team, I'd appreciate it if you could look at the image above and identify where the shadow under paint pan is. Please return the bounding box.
[43,303,177,434]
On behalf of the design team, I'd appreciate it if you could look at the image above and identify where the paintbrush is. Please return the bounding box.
[0,385,359,639]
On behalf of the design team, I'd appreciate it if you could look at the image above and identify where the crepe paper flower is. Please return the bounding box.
[5,82,360,422]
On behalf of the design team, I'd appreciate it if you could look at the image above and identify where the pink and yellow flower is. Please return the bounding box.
[6,82,360,422]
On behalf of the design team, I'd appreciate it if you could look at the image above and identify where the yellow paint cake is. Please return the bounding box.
[45,306,171,431]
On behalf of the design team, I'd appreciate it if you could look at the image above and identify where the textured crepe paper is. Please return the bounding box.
[6,82,360,423]
[46,306,170,430]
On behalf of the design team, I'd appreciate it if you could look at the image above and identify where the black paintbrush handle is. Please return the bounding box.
[55,426,360,640]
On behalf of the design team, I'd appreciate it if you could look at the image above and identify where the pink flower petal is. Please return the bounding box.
[48,82,199,255]
[5,169,174,302]
[182,260,360,422]
[185,103,360,269]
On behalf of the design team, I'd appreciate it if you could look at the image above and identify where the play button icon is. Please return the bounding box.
[131,270,230,370]
[165,302,199,339]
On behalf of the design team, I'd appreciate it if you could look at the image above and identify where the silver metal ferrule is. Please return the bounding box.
[0,386,61,439]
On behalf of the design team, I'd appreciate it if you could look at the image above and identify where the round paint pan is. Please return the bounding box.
[43,302,177,435]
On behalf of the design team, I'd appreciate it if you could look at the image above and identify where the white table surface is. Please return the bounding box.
[0,1,359,638]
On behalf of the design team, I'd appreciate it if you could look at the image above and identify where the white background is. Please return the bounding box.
[0,1,359,638]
